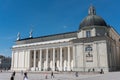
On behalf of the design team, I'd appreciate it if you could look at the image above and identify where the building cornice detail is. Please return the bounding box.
[12,38,75,50]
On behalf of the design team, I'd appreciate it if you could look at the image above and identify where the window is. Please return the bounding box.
[85,45,92,51]
[86,31,91,37]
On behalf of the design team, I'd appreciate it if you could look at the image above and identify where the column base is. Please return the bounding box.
[39,68,42,71]
[67,68,71,71]
[59,67,63,71]
[52,67,55,71]
[31,67,36,71]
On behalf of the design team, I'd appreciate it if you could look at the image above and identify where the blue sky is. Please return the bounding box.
[0,0,120,56]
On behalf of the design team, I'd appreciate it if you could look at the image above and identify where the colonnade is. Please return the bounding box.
[29,46,73,71]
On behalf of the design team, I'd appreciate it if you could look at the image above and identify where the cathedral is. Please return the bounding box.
[11,6,120,72]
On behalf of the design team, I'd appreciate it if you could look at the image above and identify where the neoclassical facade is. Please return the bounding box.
[11,6,120,72]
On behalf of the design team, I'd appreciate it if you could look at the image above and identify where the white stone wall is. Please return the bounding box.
[77,27,96,38]
[73,40,109,72]
[99,42,108,67]
[14,51,18,69]
[11,27,120,72]
[91,28,96,36]
[76,44,84,71]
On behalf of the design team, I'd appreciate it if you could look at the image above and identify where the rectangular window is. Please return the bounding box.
[86,31,91,37]
[85,45,92,51]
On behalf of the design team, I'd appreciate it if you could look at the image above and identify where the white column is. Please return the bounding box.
[73,45,76,70]
[14,52,17,68]
[33,50,36,71]
[83,44,85,72]
[24,50,28,70]
[23,50,25,69]
[46,49,48,70]
[96,43,100,68]
[67,46,71,71]
[11,51,14,70]
[39,49,42,71]
[27,50,30,70]
[17,51,19,68]
[60,47,63,71]
[53,48,55,71]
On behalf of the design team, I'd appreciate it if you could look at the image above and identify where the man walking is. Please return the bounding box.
[51,72,54,78]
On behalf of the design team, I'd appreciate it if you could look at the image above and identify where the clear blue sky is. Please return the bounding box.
[0,0,120,56]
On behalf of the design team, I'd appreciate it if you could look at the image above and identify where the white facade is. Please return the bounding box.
[11,6,120,72]
[11,38,75,71]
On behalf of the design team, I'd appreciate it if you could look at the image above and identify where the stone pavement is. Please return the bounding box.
[0,71,120,80]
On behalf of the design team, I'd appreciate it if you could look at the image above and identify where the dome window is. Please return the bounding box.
[86,31,91,37]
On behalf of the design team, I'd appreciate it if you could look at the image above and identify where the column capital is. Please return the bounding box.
[60,46,63,49]
[46,48,49,49]
[52,47,56,49]
[33,49,36,52]
[39,48,42,50]
[67,45,70,47]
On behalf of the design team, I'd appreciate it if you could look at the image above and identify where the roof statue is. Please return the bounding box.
[17,32,20,40]
[29,29,33,38]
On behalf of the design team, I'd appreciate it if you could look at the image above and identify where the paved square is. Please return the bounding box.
[0,71,120,80]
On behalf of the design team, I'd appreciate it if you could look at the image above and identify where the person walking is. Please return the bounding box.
[10,74,14,80]
[45,73,47,79]
[75,72,78,77]
[10,71,16,80]
[100,69,104,74]
[13,71,16,76]
[51,72,54,78]
[23,72,28,80]
[21,70,23,75]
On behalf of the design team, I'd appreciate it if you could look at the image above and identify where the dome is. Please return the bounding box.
[79,6,107,29]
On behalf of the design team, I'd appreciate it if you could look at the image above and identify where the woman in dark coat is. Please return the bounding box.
[10,74,14,80]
